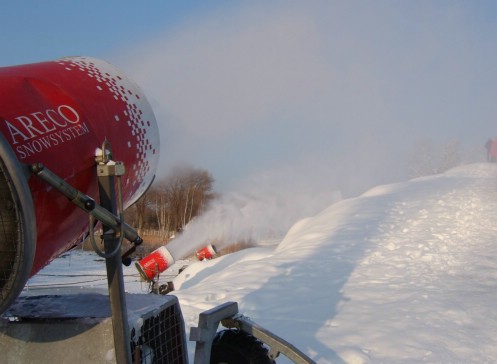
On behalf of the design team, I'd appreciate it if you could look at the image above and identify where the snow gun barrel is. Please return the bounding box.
[196,244,217,261]
[135,246,175,282]
[135,243,218,282]
[0,57,160,314]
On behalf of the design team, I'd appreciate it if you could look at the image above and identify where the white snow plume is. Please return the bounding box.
[166,179,342,259]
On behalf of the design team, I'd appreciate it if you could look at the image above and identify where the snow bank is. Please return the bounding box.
[172,163,497,363]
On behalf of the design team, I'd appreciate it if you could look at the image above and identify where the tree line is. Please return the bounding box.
[125,165,216,240]
[406,138,463,179]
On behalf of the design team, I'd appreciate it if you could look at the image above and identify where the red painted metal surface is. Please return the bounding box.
[195,244,217,261]
[135,246,175,281]
[0,57,160,277]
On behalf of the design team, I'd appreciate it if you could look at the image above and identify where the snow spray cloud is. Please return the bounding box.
[114,1,497,251]
[166,179,342,259]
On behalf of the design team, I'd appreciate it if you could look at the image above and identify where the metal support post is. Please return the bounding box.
[97,156,132,364]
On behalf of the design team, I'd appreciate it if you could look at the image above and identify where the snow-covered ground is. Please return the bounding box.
[20,163,497,363]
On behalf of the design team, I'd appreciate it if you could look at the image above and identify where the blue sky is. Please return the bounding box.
[2,1,497,200]
[0,1,226,66]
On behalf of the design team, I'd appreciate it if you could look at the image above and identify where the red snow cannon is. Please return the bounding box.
[195,244,217,261]
[0,57,159,314]
[135,246,175,282]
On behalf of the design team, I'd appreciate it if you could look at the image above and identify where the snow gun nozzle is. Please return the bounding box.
[195,244,217,261]
[135,247,175,282]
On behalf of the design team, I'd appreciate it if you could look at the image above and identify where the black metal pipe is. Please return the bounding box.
[29,163,142,245]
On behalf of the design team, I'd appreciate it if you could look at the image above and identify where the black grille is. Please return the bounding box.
[0,159,22,299]
[130,298,187,364]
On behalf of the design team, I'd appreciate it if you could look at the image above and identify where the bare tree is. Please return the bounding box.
[164,165,215,231]
[124,192,151,234]
[132,165,216,238]
[407,138,462,178]
[437,139,461,174]
[147,186,171,237]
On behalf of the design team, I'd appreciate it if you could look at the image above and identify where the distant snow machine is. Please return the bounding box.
[135,243,217,283]
[0,58,315,363]
[485,137,497,162]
